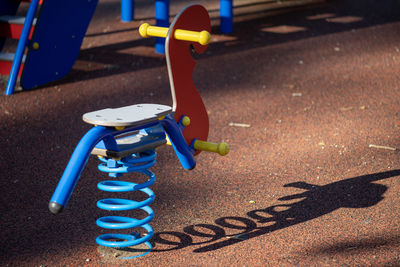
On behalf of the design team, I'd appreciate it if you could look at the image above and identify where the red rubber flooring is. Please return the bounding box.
[1,0,400,266]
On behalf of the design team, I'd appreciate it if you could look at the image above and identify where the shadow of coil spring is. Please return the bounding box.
[96,149,156,258]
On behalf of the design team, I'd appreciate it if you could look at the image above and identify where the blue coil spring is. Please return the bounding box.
[96,149,156,258]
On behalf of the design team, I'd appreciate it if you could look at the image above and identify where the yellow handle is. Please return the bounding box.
[193,140,229,156]
[139,23,211,45]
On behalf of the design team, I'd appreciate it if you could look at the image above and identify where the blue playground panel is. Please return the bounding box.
[21,0,98,89]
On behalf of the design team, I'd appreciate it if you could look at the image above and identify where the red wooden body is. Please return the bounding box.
[166,5,211,152]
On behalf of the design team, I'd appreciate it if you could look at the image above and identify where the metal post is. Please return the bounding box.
[121,0,134,22]
[155,0,169,54]
[220,0,233,34]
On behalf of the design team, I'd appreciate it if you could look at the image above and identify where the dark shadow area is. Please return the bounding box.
[151,170,400,252]
[85,26,141,38]
[301,233,400,265]
[55,0,400,84]
[83,0,322,38]
[16,0,400,91]
[0,141,196,264]
[307,234,400,255]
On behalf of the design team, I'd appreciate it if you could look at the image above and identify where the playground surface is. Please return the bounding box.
[1,0,400,266]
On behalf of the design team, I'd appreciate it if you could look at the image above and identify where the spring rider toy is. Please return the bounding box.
[49,4,229,259]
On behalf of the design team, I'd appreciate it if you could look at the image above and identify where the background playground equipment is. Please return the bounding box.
[0,0,167,95]
[122,0,234,33]
[48,4,228,259]
[0,0,97,95]
[125,0,233,54]
[1,0,234,95]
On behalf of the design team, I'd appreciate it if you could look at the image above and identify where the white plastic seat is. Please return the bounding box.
[82,103,172,127]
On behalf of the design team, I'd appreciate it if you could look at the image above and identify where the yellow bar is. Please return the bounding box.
[139,23,168,38]
[139,23,211,45]
[193,140,229,156]
[174,29,210,45]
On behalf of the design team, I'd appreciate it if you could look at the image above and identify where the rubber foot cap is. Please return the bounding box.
[49,202,64,214]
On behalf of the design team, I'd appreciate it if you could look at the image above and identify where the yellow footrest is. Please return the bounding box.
[193,140,229,156]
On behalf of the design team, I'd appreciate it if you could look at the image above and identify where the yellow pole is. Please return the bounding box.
[139,23,211,45]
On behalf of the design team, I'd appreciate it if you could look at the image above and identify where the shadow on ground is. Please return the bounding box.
[151,170,400,252]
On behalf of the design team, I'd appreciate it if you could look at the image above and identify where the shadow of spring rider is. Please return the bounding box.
[48,5,229,259]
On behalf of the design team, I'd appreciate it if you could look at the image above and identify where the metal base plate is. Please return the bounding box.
[97,243,152,261]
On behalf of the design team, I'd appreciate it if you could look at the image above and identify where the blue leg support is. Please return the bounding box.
[220,0,233,34]
[121,0,134,22]
[161,116,196,170]
[49,121,160,214]
[49,126,115,214]
[155,0,169,54]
